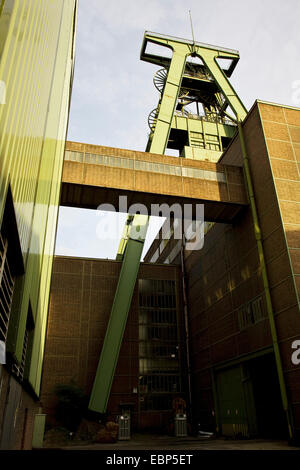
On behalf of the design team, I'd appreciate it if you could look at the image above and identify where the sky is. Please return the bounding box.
[55,0,300,260]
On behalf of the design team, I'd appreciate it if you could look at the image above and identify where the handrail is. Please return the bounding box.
[174,110,236,126]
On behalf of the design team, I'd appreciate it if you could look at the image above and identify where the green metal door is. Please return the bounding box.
[215,364,257,437]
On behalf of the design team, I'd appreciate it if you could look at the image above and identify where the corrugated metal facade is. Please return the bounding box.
[0,0,77,398]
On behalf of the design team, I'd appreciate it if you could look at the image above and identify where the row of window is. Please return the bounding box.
[181,166,224,181]
[138,278,181,410]
[65,150,226,183]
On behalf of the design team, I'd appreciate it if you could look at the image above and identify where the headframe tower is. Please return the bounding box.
[89,31,247,413]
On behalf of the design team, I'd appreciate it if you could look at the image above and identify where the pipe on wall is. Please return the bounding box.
[237,119,293,441]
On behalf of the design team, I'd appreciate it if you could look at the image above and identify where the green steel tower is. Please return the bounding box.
[89,31,247,413]
[142,31,246,157]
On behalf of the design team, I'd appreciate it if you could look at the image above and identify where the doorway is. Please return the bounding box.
[246,354,287,439]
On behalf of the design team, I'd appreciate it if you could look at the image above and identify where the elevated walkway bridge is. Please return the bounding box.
[61,141,247,223]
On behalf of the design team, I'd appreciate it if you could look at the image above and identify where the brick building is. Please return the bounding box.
[41,257,185,431]
[40,101,300,443]
[146,100,300,442]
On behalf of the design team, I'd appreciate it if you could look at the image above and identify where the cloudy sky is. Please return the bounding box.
[55,0,300,260]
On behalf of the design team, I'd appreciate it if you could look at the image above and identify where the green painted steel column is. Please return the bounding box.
[149,48,187,154]
[89,215,149,413]
[199,48,247,120]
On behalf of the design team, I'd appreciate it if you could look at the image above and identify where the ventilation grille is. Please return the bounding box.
[12,329,29,381]
[0,233,14,342]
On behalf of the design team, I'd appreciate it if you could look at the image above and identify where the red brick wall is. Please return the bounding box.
[187,102,300,436]
[41,257,181,430]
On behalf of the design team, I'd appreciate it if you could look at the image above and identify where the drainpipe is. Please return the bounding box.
[180,235,192,420]
[237,119,293,441]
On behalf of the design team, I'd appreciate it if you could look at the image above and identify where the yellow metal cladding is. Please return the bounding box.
[0,1,77,394]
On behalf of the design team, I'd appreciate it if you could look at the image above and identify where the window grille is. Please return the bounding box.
[140,394,173,411]
[237,295,265,330]
[138,279,182,410]
[252,296,264,322]
[0,233,15,342]
[12,328,29,381]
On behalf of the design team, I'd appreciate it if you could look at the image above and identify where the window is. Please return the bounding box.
[138,279,182,410]
[65,149,226,183]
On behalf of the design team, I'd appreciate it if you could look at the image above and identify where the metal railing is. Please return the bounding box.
[174,110,236,126]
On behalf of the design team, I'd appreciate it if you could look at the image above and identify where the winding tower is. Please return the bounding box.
[88,31,247,414]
